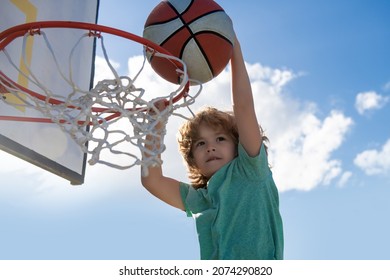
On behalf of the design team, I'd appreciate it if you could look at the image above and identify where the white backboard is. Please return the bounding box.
[0,0,100,184]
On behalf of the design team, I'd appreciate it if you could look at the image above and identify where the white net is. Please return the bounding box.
[0,25,201,176]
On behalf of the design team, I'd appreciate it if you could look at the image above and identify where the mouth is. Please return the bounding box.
[206,157,221,163]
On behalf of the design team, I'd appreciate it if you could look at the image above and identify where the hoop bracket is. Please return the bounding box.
[88,30,102,38]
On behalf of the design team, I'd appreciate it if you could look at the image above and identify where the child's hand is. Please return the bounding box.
[149,98,168,116]
[149,98,169,131]
[152,98,168,113]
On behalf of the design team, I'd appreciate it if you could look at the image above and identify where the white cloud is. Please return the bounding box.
[355,91,389,115]
[0,54,354,203]
[79,55,355,192]
[338,171,353,187]
[139,58,353,192]
[354,139,390,175]
[268,110,353,191]
[93,55,120,85]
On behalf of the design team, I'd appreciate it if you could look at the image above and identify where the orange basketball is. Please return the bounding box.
[143,0,234,84]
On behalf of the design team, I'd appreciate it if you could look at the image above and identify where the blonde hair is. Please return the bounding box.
[178,107,268,189]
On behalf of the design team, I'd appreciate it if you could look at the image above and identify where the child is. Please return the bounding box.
[141,36,284,260]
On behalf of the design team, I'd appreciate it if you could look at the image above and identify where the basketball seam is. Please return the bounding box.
[146,1,225,48]
[180,30,233,77]
[160,3,226,77]
[192,30,234,45]
[144,10,225,28]
[144,1,230,81]
[181,0,194,15]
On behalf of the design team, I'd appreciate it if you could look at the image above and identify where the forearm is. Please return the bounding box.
[141,118,165,176]
[231,39,255,110]
[139,111,184,210]
[230,38,262,156]
[141,149,184,211]
[141,126,166,198]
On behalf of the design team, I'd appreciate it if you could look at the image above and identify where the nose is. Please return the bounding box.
[207,145,216,153]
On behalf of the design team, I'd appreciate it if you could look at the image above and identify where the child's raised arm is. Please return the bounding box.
[140,101,184,211]
[230,38,263,156]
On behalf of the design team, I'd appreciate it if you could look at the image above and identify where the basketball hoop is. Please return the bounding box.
[0,21,202,175]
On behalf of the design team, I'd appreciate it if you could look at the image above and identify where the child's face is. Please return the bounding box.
[191,124,236,179]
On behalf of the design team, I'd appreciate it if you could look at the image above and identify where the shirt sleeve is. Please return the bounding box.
[180,182,212,217]
[235,142,271,179]
[179,182,193,217]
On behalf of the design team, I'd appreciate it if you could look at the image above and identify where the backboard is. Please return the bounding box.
[0,0,99,185]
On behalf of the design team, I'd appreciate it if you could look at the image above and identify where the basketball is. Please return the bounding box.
[143,0,235,84]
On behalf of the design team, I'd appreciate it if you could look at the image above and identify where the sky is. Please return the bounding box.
[1,0,390,260]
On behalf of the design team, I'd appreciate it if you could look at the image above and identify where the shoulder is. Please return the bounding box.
[180,182,208,200]
[229,142,271,180]
[238,141,268,166]
[179,182,210,217]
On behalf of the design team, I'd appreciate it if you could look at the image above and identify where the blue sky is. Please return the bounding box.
[1,0,390,260]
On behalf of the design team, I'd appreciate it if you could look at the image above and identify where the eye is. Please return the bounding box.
[195,140,205,147]
[216,136,226,142]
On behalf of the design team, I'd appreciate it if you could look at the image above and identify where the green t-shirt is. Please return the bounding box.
[180,143,284,260]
